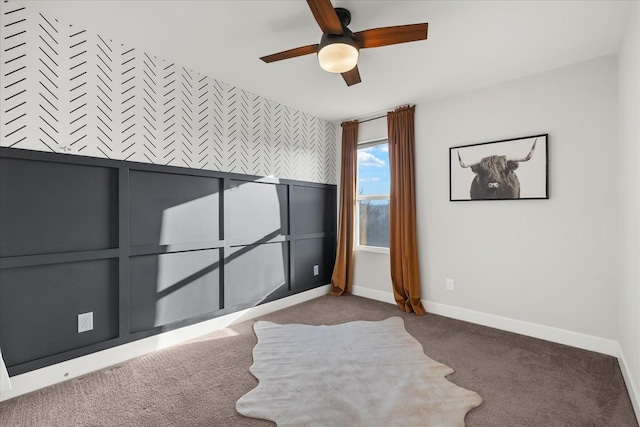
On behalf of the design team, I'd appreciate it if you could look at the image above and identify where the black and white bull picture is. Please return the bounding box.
[457,139,538,199]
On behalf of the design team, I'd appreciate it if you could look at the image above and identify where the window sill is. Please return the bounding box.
[356,245,390,255]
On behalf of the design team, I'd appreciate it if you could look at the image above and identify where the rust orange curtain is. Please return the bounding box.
[329,120,358,296]
[387,106,425,315]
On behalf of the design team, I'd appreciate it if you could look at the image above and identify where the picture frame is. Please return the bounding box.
[449,134,548,201]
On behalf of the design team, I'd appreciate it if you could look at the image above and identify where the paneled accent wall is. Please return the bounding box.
[0,1,337,184]
[0,147,336,375]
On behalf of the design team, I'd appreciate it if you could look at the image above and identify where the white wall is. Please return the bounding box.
[617,1,640,415]
[421,55,618,339]
[352,56,619,348]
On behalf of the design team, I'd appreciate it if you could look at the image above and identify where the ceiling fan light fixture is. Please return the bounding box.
[260,2,429,87]
[318,35,359,74]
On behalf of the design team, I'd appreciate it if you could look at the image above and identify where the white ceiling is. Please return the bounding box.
[19,1,633,123]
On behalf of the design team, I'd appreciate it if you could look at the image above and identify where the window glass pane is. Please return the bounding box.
[358,200,389,248]
[358,143,389,196]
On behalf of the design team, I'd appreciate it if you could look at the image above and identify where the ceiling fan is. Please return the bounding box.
[260,0,429,87]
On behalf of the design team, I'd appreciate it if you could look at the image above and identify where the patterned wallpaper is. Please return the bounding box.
[0,2,337,184]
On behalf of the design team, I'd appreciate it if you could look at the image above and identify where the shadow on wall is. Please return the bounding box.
[130,178,289,335]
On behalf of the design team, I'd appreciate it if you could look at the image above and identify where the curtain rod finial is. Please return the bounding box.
[341,119,359,128]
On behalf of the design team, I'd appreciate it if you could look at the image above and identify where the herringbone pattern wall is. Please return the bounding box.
[0,2,337,184]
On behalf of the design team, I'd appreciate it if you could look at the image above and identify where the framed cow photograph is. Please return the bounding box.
[449,134,548,201]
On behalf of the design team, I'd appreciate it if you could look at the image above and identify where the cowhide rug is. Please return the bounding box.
[236,317,482,426]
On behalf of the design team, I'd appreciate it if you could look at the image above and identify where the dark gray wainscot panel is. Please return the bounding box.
[0,260,118,366]
[0,157,118,257]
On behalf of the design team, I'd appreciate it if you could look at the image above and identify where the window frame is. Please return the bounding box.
[355,138,390,254]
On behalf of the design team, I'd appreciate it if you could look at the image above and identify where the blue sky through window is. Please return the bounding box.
[358,143,390,196]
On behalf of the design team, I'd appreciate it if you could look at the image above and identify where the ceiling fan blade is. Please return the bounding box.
[260,44,320,63]
[306,0,343,35]
[354,23,428,49]
[341,65,361,86]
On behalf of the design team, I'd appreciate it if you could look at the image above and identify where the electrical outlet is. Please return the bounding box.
[313,265,319,276]
[446,279,454,291]
[78,312,93,333]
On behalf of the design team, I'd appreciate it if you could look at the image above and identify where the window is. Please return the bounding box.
[356,140,390,251]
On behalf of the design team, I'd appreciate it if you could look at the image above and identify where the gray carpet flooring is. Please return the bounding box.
[0,295,637,426]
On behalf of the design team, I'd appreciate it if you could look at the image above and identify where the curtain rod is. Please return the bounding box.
[358,114,386,124]
[347,104,413,124]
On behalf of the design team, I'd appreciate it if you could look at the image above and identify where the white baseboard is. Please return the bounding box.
[618,345,640,422]
[351,285,618,356]
[0,285,330,402]
[424,300,619,356]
